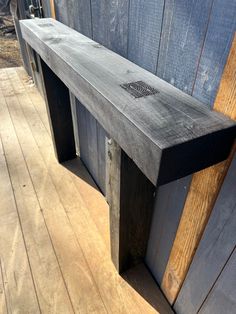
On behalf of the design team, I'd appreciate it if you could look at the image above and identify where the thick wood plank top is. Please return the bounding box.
[20,18,236,185]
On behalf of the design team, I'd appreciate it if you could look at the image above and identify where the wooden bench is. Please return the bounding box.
[20,18,236,273]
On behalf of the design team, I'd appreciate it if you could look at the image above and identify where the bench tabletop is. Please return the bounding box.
[20,18,236,185]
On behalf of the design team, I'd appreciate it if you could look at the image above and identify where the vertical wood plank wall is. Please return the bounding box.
[40,1,235,312]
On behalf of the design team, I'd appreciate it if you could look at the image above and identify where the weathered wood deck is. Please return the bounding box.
[0,67,172,313]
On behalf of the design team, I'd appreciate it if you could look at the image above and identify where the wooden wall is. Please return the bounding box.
[37,1,235,312]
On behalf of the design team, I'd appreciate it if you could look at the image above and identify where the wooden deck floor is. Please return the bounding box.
[0,67,172,314]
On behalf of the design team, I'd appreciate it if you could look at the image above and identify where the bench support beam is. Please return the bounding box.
[40,58,76,162]
[106,139,156,273]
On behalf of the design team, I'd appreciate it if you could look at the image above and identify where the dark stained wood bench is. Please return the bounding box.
[20,18,236,273]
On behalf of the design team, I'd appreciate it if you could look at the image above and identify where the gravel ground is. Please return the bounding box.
[0,15,22,68]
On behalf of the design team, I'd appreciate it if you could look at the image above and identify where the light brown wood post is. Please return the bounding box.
[50,0,56,19]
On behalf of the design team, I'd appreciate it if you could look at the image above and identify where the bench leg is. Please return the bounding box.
[106,138,156,273]
[39,57,76,162]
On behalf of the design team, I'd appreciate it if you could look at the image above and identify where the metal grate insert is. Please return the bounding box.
[120,81,159,98]
[38,23,54,28]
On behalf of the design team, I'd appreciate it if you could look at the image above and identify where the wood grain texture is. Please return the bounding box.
[0,258,7,314]
[199,247,236,314]
[106,139,155,272]
[70,0,92,37]
[161,33,236,304]
[20,18,236,186]
[55,0,92,37]
[91,0,129,57]
[128,0,164,73]
[0,100,40,313]
[156,0,213,94]
[174,155,236,314]
[193,0,236,106]
[0,68,74,313]
[54,0,69,26]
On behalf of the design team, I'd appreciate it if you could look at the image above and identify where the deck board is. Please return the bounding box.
[0,69,74,313]
[0,67,172,313]
[0,101,40,313]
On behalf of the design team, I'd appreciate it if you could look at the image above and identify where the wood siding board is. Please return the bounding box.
[71,0,92,37]
[146,175,192,284]
[128,0,164,73]
[157,0,213,94]
[20,19,236,186]
[54,0,69,26]
[193,0,236,106]
[174,155,236,314]
[76,101,106,193]
[91,0,129,57]
[199,247,236,314]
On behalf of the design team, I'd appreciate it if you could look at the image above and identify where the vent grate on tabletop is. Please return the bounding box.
[120,81,159,98]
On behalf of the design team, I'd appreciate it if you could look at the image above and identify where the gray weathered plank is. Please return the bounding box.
[192,0,236,106]
[54,0,69,26]
[146,175,192,283]
[91,0,129,57]
[20,18,236,186]
[67,0,92,37]
[128,0,164,73]
[174,155,236,314]
[41,0,52,18]
[76,101,107,194]
[199,247,236,314]
[157,0,213,94]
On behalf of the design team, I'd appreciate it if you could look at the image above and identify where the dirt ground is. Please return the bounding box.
[0,15,22,68]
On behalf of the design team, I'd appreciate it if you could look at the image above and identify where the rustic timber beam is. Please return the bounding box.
[20,18,236,186]
[20,18,236,273]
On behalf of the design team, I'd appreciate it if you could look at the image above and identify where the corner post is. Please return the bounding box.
[106,138,156,273]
